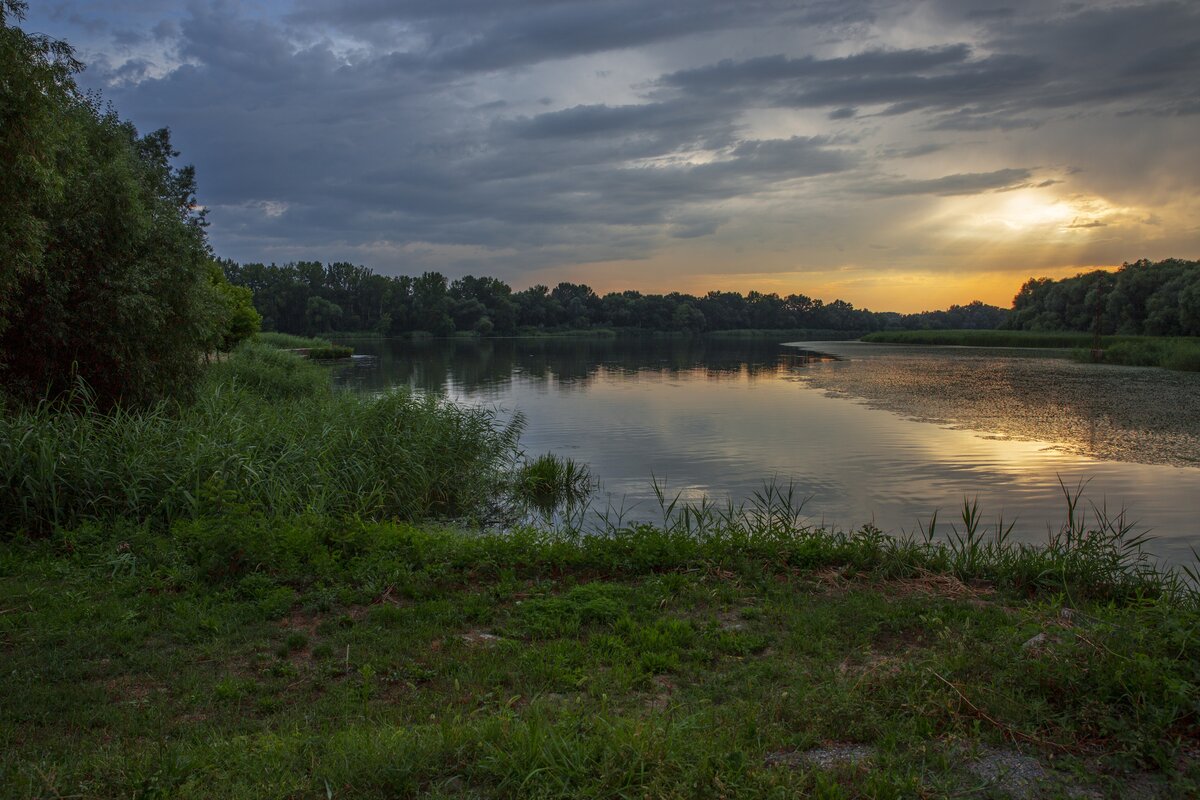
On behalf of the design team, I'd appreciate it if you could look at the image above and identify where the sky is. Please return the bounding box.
[22,0,1200,312]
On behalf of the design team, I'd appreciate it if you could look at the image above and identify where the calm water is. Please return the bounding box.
[333,337,1200,563]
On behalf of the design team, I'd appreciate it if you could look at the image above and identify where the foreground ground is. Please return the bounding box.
[1,517,1197,799]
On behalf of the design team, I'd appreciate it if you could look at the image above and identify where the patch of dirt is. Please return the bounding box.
[837,626,927,679]
[871,626,926,653]
[965,747,1049,798]
[645,675,675,710]
[277,609,325,639]
[764,743,875,770]
[696,608,749,631]
[958,746,1129,800]
[104,674,168,705]
[459,629,503,647]
[838,650,904,680]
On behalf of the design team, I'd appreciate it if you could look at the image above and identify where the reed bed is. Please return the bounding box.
[0,343,522,532]
[1077,337,1200,371]
[255,331,336,349]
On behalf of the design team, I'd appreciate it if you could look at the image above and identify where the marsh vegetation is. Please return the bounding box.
[861,329,1200,371]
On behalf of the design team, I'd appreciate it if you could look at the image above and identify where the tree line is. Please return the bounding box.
[221,259,1010,337]
[1006,258,1200,335]
[0,1,259,408]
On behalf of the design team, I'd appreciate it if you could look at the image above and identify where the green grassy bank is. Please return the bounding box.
[2,509,1198,798]
[861,330,1200,371]
[2,345,1198,798]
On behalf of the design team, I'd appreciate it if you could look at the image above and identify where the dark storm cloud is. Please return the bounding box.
[509,102,723,142]
[656,2,1199,124]
[661,45,976,93]
[659,48,1048,120]
[290,0,877,73]
[27,0,1200,279]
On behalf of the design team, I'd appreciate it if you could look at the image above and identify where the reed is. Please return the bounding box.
[255,331,335,349]
[1077,337,1200,371]
[513,453,594,512]
[571,476,1191,606]
[0,343,522,533]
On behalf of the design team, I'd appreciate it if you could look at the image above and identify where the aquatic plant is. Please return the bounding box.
[513,453,594,512]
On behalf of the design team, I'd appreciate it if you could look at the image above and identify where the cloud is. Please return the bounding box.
[857,168,1034,197]
[19,0,1198,300]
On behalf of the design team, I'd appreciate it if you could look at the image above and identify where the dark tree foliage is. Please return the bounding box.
[1006,258,1200,335]
[224,260,1010,337]
[898,300,1010,331]
[1,4,244,407]
[0,0,80,333]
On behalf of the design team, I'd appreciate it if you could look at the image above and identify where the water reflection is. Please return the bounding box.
[333,336,1200,563]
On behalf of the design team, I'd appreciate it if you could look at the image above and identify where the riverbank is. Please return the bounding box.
[2,513,1197,798]
[860,330,1200,371]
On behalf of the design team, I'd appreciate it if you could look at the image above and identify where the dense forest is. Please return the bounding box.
[1006,258,1200,335]
[222,259,1010,337]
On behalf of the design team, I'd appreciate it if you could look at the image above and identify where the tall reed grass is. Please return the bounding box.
[255,331,335,349]
[0,343,522,532]
[1077,337,1200,371]
[255,332,353,359]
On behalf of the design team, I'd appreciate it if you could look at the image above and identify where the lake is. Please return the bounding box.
[333,337,1200,563]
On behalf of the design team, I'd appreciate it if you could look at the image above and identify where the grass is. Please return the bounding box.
[1,496,1197,798]
[0,342,523,533]
[256,332,353,359]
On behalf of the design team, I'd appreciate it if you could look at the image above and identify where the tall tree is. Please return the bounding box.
[1,5,227,407]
